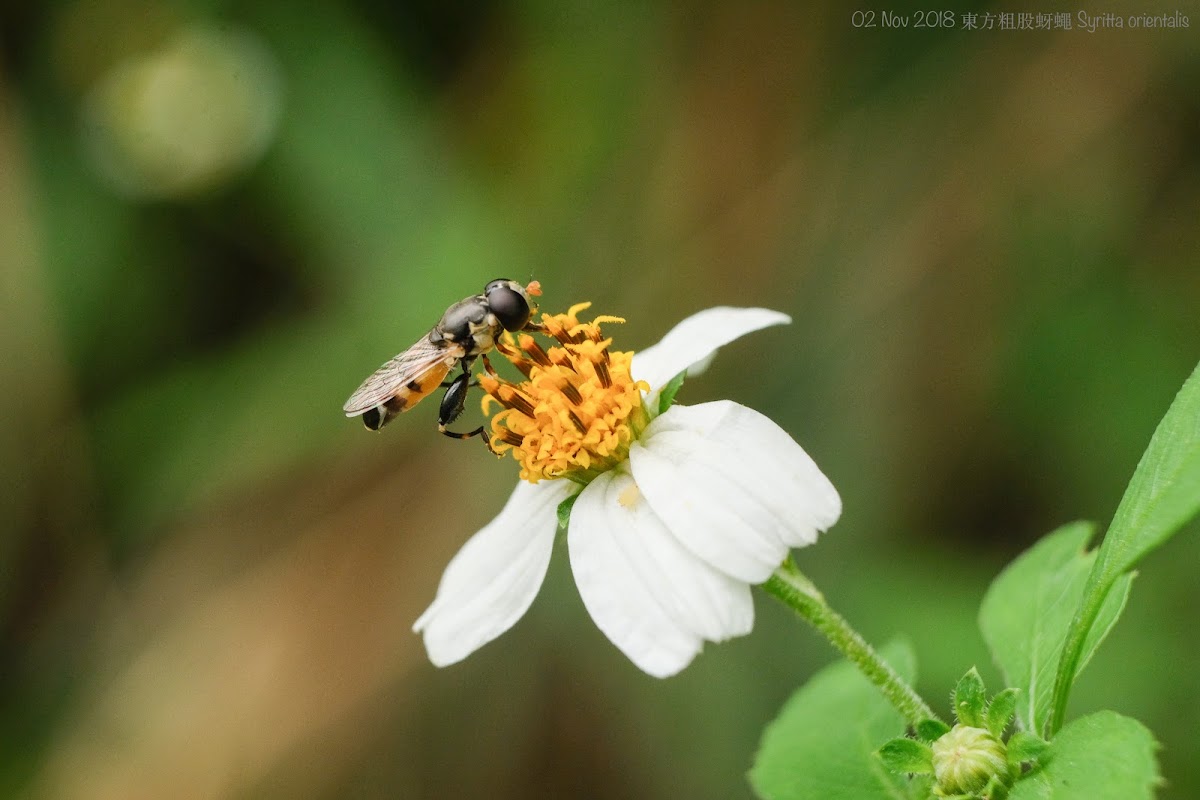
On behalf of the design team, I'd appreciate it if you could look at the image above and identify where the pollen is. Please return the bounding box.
[480,303,649,483]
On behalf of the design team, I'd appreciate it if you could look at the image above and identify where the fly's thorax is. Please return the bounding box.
[437,296,490,342]
[435,296,505,356]
[463,315,500,356]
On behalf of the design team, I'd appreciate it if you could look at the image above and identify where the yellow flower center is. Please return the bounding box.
[480,302,650,483]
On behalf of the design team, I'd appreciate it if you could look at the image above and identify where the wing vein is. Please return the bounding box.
[343,336,463,415]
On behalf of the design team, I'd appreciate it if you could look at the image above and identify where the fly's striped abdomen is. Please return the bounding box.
[361,361,451,430]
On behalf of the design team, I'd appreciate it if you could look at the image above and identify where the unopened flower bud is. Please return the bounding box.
[931,725,1012,795]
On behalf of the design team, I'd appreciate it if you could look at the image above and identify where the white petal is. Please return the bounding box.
[570,471,734,677]
[629,401,841,584]
[631,307,791,393]
[413,480,574,667]
[568,470,754,676]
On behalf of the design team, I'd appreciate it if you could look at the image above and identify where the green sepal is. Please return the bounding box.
[1005,731,1048,766]
[986,688,1019,739]
[981,774,1011,800]
[876,737,934,775]
[917,718,952,742]
[657,370,687,414]
[953,668,988,727]
[556,492,580,529]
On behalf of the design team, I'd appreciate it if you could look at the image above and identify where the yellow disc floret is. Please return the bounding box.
[480,303,649,483]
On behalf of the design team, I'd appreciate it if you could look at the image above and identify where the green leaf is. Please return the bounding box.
[953,668,987,727]
[978,522,1133,735]
[877,738,933,775]
[986,688,1018,739]
[656,370,687,415]
[917,719,951,742]
[556,492,580,529]
[1050,361,1200,733]
[1006,732,1049,766]
[750,640,918,800]
[1086,359,1200,587]
[1008,711,1159,800]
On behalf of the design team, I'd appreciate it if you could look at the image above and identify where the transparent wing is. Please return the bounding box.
[343,336,463,415]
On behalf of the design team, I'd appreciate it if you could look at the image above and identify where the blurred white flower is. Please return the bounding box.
[414,305,841,677]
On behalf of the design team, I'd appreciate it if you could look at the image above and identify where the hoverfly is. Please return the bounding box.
[343,279,542,449]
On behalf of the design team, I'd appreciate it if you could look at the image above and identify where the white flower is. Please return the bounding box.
[413,306,841,677]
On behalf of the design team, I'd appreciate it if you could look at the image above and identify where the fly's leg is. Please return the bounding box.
[437,360,498,455]
[441,359,482,391]
[437,423,496,455]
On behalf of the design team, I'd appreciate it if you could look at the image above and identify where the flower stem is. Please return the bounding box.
[762,557,941,727]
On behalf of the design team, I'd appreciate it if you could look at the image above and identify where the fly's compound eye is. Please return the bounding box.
[485,281,532,331]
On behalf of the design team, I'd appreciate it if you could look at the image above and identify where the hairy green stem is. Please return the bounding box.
[763,558,941,727]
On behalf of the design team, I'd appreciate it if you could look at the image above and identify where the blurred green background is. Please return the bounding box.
[2,1,1199,798]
